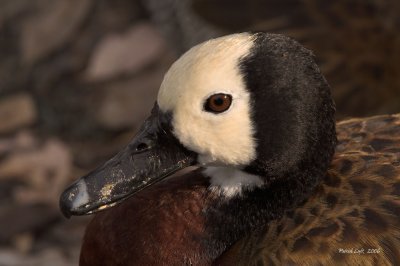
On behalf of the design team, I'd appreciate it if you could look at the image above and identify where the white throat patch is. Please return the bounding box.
[204,166,264,197]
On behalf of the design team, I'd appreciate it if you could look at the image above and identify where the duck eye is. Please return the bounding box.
[204,93,232,113]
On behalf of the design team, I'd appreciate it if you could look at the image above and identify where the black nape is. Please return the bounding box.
[240,33,336,184]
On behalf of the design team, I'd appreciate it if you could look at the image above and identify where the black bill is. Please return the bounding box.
[59,104,196,218]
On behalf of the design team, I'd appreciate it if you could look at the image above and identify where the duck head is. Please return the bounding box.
[60,33,336,218]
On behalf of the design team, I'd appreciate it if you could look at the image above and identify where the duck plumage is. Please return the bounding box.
[218,114,400,265]
[79,114,400,266]
[59,32,400,265]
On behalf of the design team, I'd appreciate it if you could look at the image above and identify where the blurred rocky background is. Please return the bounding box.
[0,0,399,265]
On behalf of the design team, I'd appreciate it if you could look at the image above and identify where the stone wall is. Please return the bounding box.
[0,0,175,264]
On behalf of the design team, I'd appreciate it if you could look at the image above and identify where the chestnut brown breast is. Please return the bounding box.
[80,169,214,266]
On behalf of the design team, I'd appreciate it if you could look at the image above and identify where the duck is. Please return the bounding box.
[59,32,400,265]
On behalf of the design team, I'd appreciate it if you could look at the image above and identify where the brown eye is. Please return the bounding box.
[204,93,232,113]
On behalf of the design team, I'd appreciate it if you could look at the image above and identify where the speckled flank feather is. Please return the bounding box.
[217,114,400,265]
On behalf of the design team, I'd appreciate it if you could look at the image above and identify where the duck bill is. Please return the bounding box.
[59,105,196,218]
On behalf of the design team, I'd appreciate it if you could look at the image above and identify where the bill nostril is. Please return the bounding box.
[136,142,149,152]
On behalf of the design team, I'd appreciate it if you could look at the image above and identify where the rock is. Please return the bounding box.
[43,216,90,248]
[0,247,76,266]
[144,0,222,54]
[94,63,170,130]
[0,204,59,243]
[84,23,166,82]
[0,134,72,206]
[0,131,36,154]
[20,0,92,65]
[12,232,33,253]
[0,0,32,27]
[0,94,37,133]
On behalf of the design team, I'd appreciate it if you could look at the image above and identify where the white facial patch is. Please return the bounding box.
[71,179,90,209]
[204,167,264,197]
[157,33,257,166]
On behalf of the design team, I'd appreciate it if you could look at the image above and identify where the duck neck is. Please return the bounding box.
[202,167,322,259]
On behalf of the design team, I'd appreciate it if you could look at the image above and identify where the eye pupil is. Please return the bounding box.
[214,97,224,106]
[204,93,232,114]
